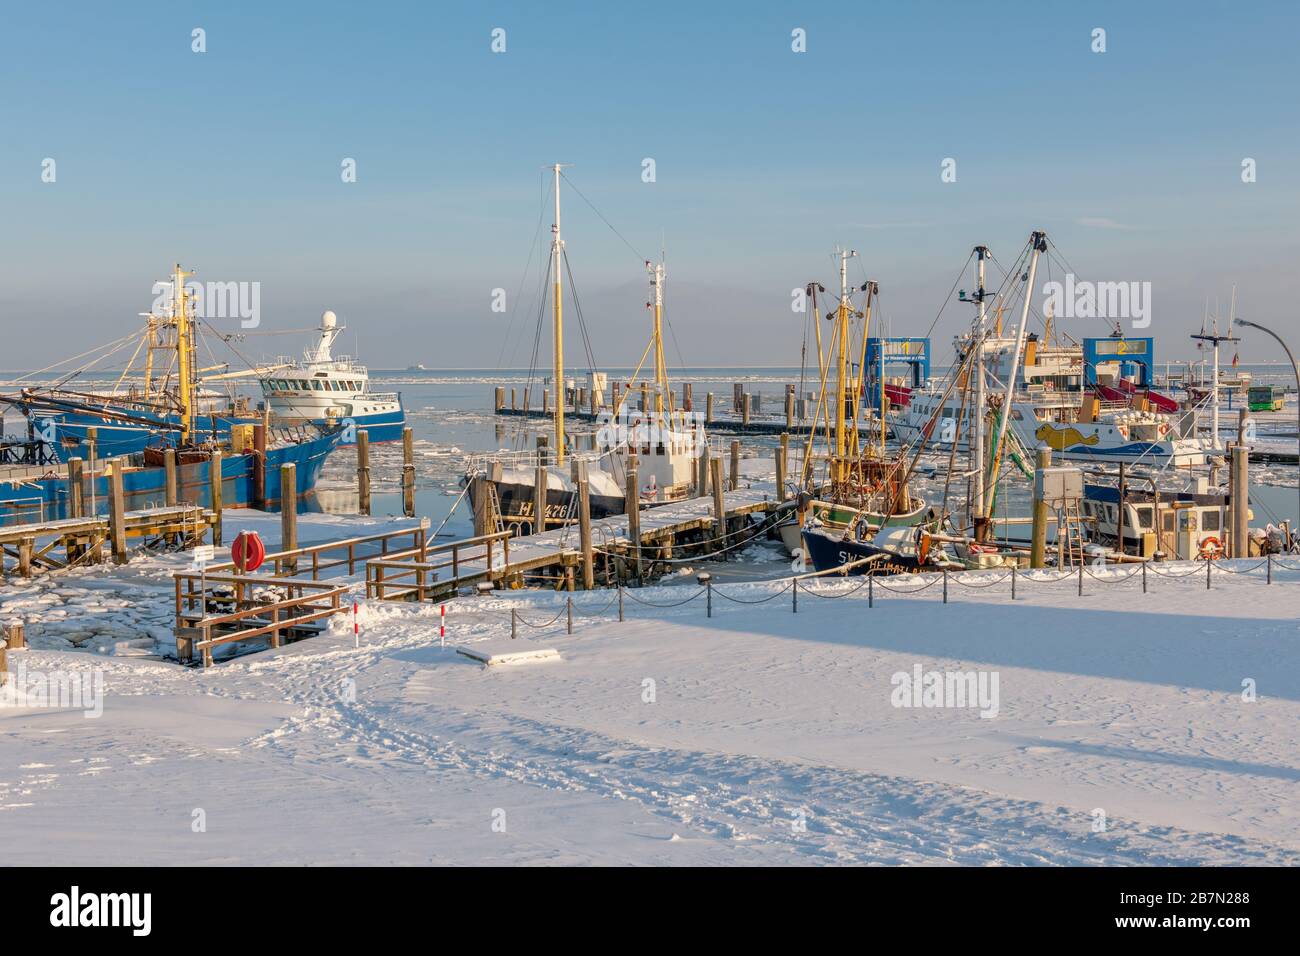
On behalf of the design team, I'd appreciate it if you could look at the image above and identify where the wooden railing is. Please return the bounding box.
[204,522,429,580]
[173,573,349,667]
[366,530,512,601]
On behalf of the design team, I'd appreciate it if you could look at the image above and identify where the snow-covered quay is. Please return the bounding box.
[2,515,1298,865]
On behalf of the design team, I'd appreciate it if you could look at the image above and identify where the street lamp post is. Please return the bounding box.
[1235,318,1300,549]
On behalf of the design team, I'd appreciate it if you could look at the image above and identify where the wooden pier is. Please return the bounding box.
[367,487,792,602]
[492,384,890,440]
[172,522,428,666]
[1,504,215,578]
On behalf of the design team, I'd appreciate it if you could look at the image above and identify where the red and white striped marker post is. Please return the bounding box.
[440,605,446,648]
[353,600,359,649]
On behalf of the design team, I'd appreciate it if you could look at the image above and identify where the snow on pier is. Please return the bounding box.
[2,519,1299,864]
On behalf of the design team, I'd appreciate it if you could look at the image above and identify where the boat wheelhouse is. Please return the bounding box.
[261,311,405,443]
[1081,476,1249,560]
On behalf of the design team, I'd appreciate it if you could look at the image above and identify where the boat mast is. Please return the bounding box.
[648,259,667,417]
[972,245,989,537]
[172,263,197,445]
[833,248,857,487]
[549,163,569,465]
[987,231,1046,513]
[1189,290,1238,451]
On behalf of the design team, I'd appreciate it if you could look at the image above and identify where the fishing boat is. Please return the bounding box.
[9,297,398,457]
[1080,474,1252,560]
[782,250,943,571]
[260,310,406,443]
[801,522,957,576]
[1,264,342,523]
[892,332,1212,467]
[465,165,707,534]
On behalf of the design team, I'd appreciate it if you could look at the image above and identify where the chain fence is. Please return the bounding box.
[434,552,1299,643]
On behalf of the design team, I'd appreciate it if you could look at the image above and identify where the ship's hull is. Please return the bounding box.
[0,430,340,525]
[493,478,625,534]
[28,398,402,458]
[801,526,928,576]
[29,407,256,462]
[271,405,406,444]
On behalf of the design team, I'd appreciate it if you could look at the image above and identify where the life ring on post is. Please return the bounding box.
[1198,535,1222,560]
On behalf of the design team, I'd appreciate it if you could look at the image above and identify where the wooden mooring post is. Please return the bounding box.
[711,457,726,551]
[729,439,740,491]
[401,426,416,518]
[356,430,371,516]
[210,447,223,546]
[775,440,787,502]
[252,423,267,510]
[626,456,641,581]
[577,460,595,589]
[164,449,178,506]
[281,462,298,573]
[2,620,24,650]
[534,464,548,535]
[108,462,127,564]
[67,457,84,519]
[85,427,98,515]
[1030,447,1051,569]
[706,392,714,425]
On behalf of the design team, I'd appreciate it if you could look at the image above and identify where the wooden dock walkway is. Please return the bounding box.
[493,404,889,439]
[368,487,792,601]
[1,504,215,577]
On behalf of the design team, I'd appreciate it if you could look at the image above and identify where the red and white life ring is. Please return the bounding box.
[1198,536,1222,559]
[1158,422,1170,437]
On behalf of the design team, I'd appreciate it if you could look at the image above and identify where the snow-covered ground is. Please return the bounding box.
[2,512,1299,865]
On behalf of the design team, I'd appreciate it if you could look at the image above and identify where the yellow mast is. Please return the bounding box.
[648,260,668,418]
[171,263,197,445]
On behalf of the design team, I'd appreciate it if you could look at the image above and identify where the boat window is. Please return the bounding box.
[1202,510,1220,532]
[311,380,323,391]
[1135,506,1153,530]
[1162,511,1175,532]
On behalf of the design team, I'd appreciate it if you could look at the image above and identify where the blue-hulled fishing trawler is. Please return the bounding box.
[0,264,342,525]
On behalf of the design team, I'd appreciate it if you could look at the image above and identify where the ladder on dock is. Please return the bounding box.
[1057,502,1086,567]
[485,482,506,535]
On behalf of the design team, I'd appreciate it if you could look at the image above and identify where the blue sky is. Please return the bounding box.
[2,0,1297,369]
